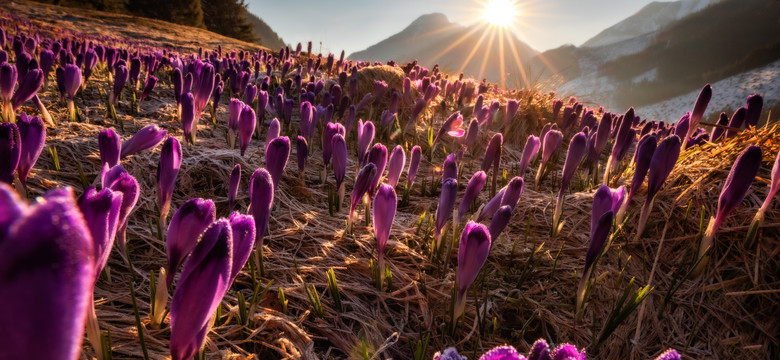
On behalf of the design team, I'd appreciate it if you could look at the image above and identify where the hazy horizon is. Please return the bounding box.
[247,0,661,55]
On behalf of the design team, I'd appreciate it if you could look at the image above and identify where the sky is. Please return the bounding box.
[246,0,662,55]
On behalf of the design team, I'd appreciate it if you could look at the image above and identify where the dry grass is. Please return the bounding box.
[2,2,779,360]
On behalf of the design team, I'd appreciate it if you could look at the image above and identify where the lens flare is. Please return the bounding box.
[483,0,516,27]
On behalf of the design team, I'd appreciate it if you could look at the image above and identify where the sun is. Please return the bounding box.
[483,0,517,27]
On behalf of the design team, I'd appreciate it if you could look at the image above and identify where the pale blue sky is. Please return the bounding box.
[246,0,661,54]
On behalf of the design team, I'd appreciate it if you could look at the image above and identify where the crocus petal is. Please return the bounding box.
[332,134,348,188]
[11,68,43,110]
[386,145,406,188]
[120,124,167,158]
[435,178,458,243]
[458,171,487,223]
[78,186,122,283]
[99,128,121,169]
[169,219,232,360]
[367,143,388,196]
[0,186,94,360]
[715,145,762,225]
[654,349,681,360]
[481,133,503,173]
[518,135,541,176]
[228,164,241,212]
[488,205,512,241]
[296,136,308,173]
[407,145,422,188]
[238,104,256,156]
[479,345,525,360]
[157,136,182,222]
[527,339,550,360]
[228,212,256,285]
[15,113,46,186]
[166,198,216,286]
[551,343,586,360]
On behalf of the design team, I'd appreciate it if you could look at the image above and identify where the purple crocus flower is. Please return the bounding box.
[63,64,81,121]
[551,344,586,360]
[296,136,308,173]
[518,135,541,176]
[527,339,550,360]
[0,122,20,184]
[577,210,614,315]
[266,118,280,144]
[173,68,183,105]
[698,145,762,266]
[744,94,763,128]
[332,134,348,204]
[78,186,122,284]
[299,101,314,141]
[552,132,587,234]
[120,124,167,158]
[503,99,520,133]
[592,185,625,239]
[227,212,256,285]
[111,64,128,105]
[725,107,747,139]
[478,345,523,360]
[372,184,396,289]
[443,153,458,182]
[654,349,681,360]
[482,133,503,189]
[433,112,464,151]
[157,136,182,225]
[0,185,95,360]
[457,171,487,223]
[709,112,729,143]
[102,166,140,254]
[228,164,241,213]
[435,348,467,360]
[407,98,427,131]
[454,221,491,319]
[348,163,377,229]
[0,62,17,112]
[169,219,232,360]
[357,120,375,165]
[228,98,243,148]
[249,168,274,249]
[535,129,563,186]
[682,84,711,148]
[386,145,406,188]
[322,122,344,166]
[434,178,458,250]
[367,143,388,197]
[15,113,45,186]
[238,104,256,156]
[604,108,636,184]
[616,134,657,224]
[636,135,681,237]
[407,145,422,190]
[265,136,290,190]
[462,118,479,150]
[139,75,158,103]
[488,205,512,241]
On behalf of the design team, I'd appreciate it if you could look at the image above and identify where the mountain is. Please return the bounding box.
[528,0,780,121]
[348,13,538,87]
[246,12,285,49]
[581,0,723,48]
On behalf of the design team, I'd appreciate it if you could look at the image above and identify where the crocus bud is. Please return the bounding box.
[636,135,681,237]
[265,136,290,190]
[699,145,762,264]
[407,145,422,189]
[536,129,563,186]
[488,205,512,241]
[62,64,81,101]
[674,113,690,141]
[121,124,167,158]
[296,136,308,173]
[482,133,503,189]
[709,112,729,142]
[591,185,625,239]
[349,163,377,228]
[238,104,256,156]
[173,68,183,104]
[457,171,486,223]
[434,178,458,249]
[0,122,20,184]
[15,113,45,186]
[250,168,274,247]
[386,145,406,188]
[373,184,397,288]
[266,118,280,144]
[604,108,635,184]
[322,122,344,166]
[527,339,550,360]
[553,132,587,233]
[616,134,657,223]
[577,210,614,315]
[332,134,348,203]
[180,92,196,143]
[442,153,458,182]
[683,84,712,148]
[111,64,128,105]
[98,128,121,170]
[357,120,375,165]
[367,143,388,197]
[725,107,747,138]
[299,101,314,141]
[518,135,541,176]
[169,219,232,360]
[744,94,763,128]
[551,344,586,360]
[0,62,17,105]
[478,346,520,360]
[228,212,256,285]
[503,99,520,133]
[0,185,95,360]
[228,164,241,212]
[78,186,122,284]
[139,75,158,103]
[462,118,479,150]
[157,136,182,224]
[454,221,491,319]
[103,166,140,254]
